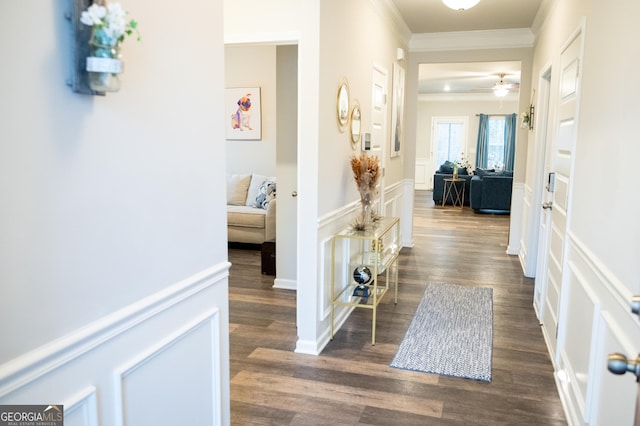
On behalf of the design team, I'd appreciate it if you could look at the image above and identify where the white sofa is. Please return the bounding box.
[226,173,276,244]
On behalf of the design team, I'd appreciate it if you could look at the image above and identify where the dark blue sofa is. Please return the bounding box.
[469,170,513,213]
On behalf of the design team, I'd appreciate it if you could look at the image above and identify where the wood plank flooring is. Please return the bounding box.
[228,190,567,425]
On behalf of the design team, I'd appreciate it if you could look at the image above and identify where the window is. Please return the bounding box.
[432,117,468,171]
[486,116,506,170]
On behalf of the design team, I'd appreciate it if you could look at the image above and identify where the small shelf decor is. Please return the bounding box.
[68,0,140,95]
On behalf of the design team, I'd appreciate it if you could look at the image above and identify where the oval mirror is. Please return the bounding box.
[336,81,350,131]
[350,104,362,145]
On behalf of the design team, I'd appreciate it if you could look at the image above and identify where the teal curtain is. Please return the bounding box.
[475,114,489,168]
[503,113,517,171]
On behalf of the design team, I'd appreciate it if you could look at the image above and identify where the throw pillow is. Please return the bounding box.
[245,173,276,206]
[439,161,455,174]
[474,168,495,177]
[226,174,251,206]
[254,180,276,209]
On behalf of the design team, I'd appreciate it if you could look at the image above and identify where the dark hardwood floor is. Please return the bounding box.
[228,190,567,425]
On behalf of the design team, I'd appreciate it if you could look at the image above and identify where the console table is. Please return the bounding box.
[330,216,400,345]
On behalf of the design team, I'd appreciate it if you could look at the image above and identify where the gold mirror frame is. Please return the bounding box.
[336,79,350,132]
[350,103,362,145]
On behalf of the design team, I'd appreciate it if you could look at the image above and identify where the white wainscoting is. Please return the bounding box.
[414,158,430,190]
[114,309,221,426]
[63,387,98,426]
[507,182,524,256]
[519,183,537,278]
[0,262,231,426]
[552,233,640,426]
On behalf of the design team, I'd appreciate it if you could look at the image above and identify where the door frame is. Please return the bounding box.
[531,64,553,319]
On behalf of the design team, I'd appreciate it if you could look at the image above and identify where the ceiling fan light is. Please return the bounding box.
[493,87,509,97]
[442,0,480,11]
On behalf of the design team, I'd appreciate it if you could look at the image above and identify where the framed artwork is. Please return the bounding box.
[225,87,262,140]
[390,63,405,158]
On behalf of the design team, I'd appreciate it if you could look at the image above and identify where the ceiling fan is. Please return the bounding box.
[491,73,519,97]
[472,73,520,97]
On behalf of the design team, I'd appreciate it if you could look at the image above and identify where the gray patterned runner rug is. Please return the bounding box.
[390,282,493,382]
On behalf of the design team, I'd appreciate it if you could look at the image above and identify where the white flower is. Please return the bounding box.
[80,2,139,45]
[80,4,107,26]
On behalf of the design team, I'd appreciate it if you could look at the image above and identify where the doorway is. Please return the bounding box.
[224,43,299,291]
[414,61,521,190]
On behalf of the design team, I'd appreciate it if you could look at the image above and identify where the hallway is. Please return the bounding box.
[228,191,566,425]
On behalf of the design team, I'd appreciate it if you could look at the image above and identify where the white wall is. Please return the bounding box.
[224,0,412,354]
[225,45,277,177]
[308,0,411,353]
[317,0,410,215]
[520,0,640,423]
[0,1,230,423]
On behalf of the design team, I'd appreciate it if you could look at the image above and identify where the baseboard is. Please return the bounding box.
[273,278,296,290]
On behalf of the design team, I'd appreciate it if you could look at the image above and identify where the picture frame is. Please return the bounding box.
[390,62,405,158]
[225,87,262,140]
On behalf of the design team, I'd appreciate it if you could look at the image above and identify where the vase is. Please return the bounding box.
[453,165,459,180]
[362,201,372,227]
[86,28,122,92]
[360,193,373,229]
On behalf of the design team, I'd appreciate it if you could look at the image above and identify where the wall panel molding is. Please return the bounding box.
[0,262,230,397]
[63,386,98,426]
[114,309,222,426]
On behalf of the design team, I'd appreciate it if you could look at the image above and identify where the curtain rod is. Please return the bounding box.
[475,113,515,116]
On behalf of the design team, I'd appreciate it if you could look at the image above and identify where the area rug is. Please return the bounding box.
[390,282,493,382]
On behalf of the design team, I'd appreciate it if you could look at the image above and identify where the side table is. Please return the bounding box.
[442,178,465,207]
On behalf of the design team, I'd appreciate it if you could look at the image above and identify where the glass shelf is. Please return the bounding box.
[330,216,400,345]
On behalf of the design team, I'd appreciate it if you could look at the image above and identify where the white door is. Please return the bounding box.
[538,26,583,363]
[274,45,298,290]
[371,64,388,214]
[532,69,553,321]
[429,117,468,188]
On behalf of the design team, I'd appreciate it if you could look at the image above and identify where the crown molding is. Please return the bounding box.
[369,0,413,44]
[418,92,520,103]
[531,0,554,36]
[410,28,534,52]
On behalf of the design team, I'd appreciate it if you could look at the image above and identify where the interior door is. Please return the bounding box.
[371,64,388,214]
[538,26,582,363]
[532,69,552,320]
[274,44,298,290]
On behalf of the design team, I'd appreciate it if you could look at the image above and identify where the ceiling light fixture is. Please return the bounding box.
[442,0,480,11]
[493,86,509,97]
[493,73,509,97]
